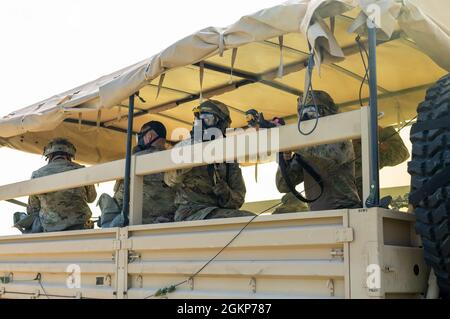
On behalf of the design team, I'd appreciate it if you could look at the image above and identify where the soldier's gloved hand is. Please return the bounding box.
[212,180,231,199]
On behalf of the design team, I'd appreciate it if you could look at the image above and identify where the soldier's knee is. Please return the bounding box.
[97,193,122,228]
[207,209,255,219]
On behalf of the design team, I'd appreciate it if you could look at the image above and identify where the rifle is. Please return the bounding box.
[244,109,323,203]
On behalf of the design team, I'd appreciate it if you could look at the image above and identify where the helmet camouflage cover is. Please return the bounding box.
[43,138,76,158]
[300,90,338,115]
[196,100,232,124]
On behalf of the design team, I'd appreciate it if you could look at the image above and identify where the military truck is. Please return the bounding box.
[0,0,448,299]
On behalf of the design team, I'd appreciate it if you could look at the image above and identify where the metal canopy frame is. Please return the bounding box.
[121,94,136,225]
[59,29,414,142]
[77,31,406,137]
[123,31,403,123]
[366,23,380,207]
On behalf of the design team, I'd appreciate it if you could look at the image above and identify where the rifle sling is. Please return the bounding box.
[278,152,324,203]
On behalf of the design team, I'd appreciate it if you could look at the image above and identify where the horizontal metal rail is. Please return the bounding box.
[127,260,346,277]
[135,109,362,176]
[0,109,363,202]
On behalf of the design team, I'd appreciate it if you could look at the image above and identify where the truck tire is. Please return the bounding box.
[408,73,450,298]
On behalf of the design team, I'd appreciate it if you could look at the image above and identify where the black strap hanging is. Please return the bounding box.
[278,153,324,203]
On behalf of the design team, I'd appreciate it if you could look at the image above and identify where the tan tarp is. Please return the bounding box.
[0,0,448,164]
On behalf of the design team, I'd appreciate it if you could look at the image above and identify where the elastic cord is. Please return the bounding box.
[297,54,320,136]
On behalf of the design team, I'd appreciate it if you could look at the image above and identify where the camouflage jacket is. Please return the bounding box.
[353,126,410,198]
[276,141,361,211]
[114,145,177,223]
[164,139,246,220]
[27,159,97,232]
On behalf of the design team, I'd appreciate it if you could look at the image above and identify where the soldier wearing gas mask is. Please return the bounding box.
[164,100,254,221]
[275,90,361,212]
[97,121,177,227]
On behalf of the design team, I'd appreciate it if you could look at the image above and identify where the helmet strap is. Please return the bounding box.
[49,154,71,162]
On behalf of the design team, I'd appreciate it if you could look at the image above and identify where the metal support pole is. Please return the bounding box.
[6,199,27,208]
[367,24,380,207]
[121,93,136,225]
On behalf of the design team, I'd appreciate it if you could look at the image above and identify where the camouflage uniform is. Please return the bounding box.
[276,141,361,211]
[110,145,177,224]
[164,100,254,221]
[27,159,97,232]
[275,91,361,212]
[165,147,253,221]
[353,126,410,200]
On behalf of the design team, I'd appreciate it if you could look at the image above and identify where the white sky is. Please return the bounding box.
[0,0,412,236]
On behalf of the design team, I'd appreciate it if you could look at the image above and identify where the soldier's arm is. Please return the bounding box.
[113,179,123,194]
[298,145,339,169]
[299,141,356,172]
[276,156,304,193]
[71,162,97,203]
[218,164,246,209]
[85,185,97,203]
[379,126,410,168]
[164,168,191,187]
[27,195,41,215]
[164,139,193,187]
[112,180,124,206]
[26,171,40,214]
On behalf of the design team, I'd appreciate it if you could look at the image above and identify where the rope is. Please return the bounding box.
[297,52,320,136]
[38,277,50,300]
[356,36,370,107]
[144,201,282,299]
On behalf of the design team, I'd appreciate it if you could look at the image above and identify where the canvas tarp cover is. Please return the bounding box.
[0,0,448,164]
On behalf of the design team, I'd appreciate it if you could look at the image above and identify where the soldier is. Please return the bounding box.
[164,100,255,221]
[17,138,97,232]
[275,91,361,212]
[353,126,410,202]
[98,121,178,227]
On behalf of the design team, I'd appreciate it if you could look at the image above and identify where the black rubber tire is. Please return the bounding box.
[408,73,450,298]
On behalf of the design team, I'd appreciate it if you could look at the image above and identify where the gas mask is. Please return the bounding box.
[192,112,223,142]
[136,128,160,151]
[299,105,326,121]
[199,112,219,128]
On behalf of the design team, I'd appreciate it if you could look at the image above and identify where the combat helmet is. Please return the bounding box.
[43,138,76,159]
[135,120,167,152]
[139,120,167,139]
[299,90,338,116]
[194,100,232,125]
